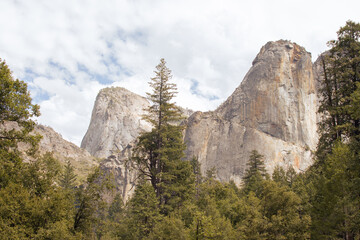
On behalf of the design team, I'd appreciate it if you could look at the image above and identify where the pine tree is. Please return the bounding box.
[311,143,358,239]
[242,150,267,194]
[311,21,360,239]
[60,160,77,190]
[316,21,360,160]
[73,167,112,237]
[133,58,194,213]
[272,166,287,186]
[127,181,161,239]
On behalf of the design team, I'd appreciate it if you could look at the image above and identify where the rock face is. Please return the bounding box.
[81,87,152,159]
[82,87,194,159]
[99,144,137,202]
[81,87,194,200]
[82,40,320,188]
[184,40,318,183]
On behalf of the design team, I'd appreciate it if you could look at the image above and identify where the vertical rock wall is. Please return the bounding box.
[81,87,152,159]
[184,40,319,183]
[81,40,321,190]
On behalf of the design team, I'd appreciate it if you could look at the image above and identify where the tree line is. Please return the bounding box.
[0,20,359,239]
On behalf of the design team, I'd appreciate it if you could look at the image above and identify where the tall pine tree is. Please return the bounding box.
[242,150,267,194]
[133,58,194,214]
[316,21,360,159]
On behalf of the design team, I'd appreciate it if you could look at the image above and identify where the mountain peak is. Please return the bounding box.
[185,40,318,183]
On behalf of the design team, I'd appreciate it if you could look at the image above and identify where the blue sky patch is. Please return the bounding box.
[190,79,219,101]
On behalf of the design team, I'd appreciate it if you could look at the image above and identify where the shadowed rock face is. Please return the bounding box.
[99,144,137,202]
[184,40,319,184]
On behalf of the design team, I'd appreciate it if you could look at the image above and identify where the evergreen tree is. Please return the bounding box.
[191,156,203,200]
[133,58,194,213]
[0,154,75,239]
[272,166,297,188]
[311,142,358,239]
[272,166,287,186]
[126,181,161,239]
[73,167,112,237]
[60,160,77,190]
[243,150,267,194]
[310,21,360,239]
[108,193,124,221]
[260,180,311,239]
[316,20,360,159]
[236,192,267,240]
[148,215,189,240]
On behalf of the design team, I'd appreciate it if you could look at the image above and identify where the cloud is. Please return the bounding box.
[1,0,360,145]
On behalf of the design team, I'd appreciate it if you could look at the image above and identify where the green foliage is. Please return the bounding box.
[190,209,236,240]
[190,181,238,240]
[260,180,311,239]
[310,21,360,239]
[0,155,75,239]
[0,59,40,125]
[0,59,41,188]
[133,58,194,214]
[243,150,268,194]
[108,193,123,221]
[60,160,77,190]
[316,20,360,159]
[144,58,184,128]
[73,167,113,237]
[244,150,267,180]
[0,61,80,238]
[126,181,161,239]
[236,192,267,240]
[310,142,359,239]
[148,215,189,240]
[272,166,297,188]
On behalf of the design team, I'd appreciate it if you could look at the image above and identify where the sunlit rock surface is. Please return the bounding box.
[184,40,319,184]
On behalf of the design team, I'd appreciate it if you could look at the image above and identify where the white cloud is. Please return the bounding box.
[1,0,360,146]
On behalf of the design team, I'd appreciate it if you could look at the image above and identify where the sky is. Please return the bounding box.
[1,0,359,146]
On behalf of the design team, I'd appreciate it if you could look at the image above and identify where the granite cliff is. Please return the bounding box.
[81,40,320,193]
[81,87,152,159]
[81,87,193,199]
[184,40,319,183]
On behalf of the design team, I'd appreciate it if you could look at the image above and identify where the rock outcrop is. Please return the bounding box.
[184,40,318,183]
[99,144,137,202]
[81,87,194,159]
[81,87,194,200]
[82,40,320,188]
[81,87,152,159]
